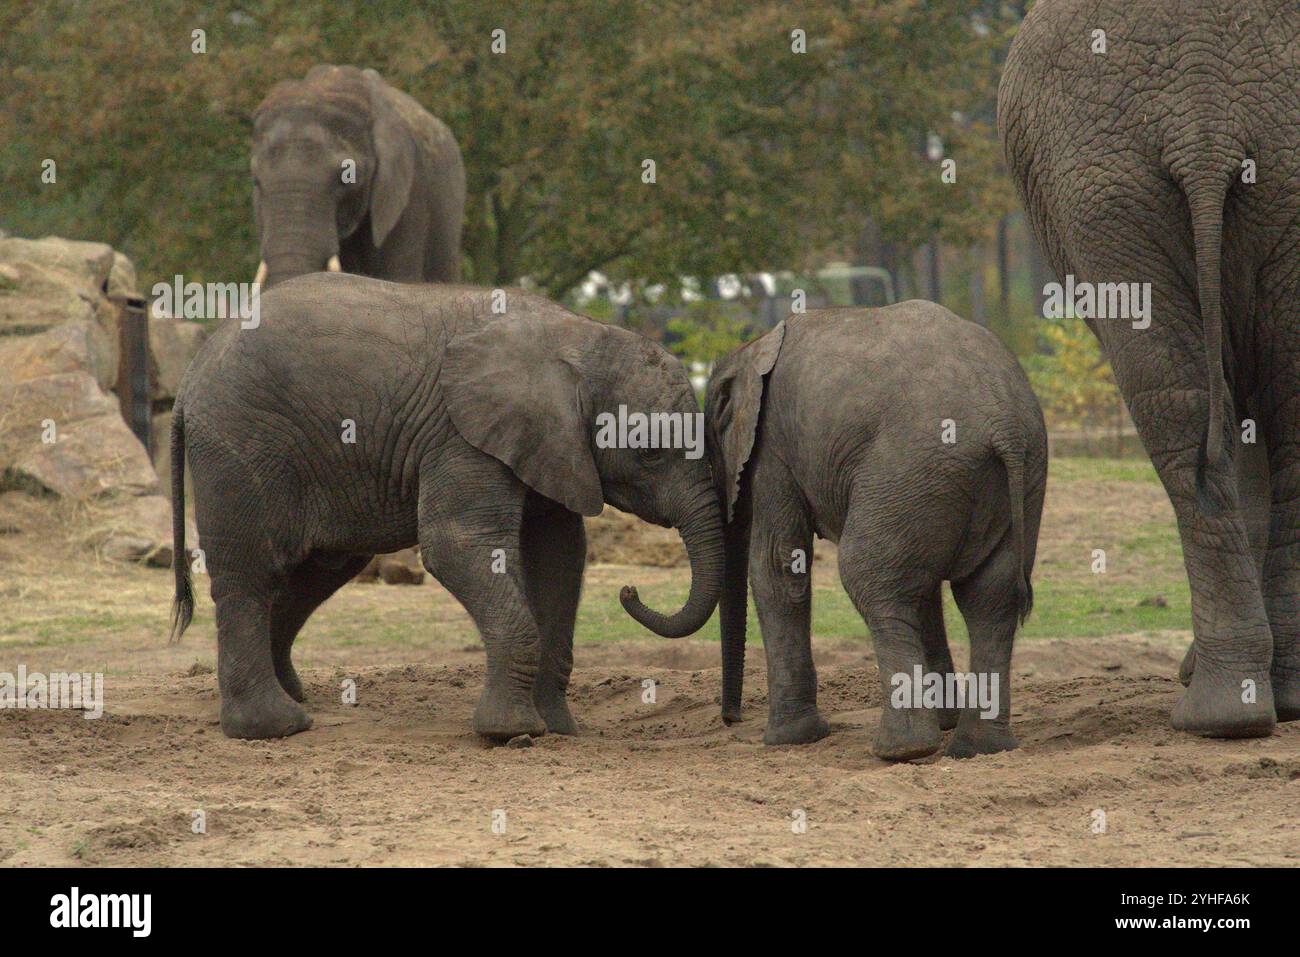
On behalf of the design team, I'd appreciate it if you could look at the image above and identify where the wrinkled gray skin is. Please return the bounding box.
[169,274,722,741]
[1000,0,1300,737]
[252,65,466,289]
[707,303,1047,760]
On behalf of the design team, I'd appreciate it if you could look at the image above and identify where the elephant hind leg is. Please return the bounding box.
[838,561,941,758]
[270,553,372,702]
[1264,481,1300,721]
[919,584,958,731]
[746,456,827,746]
[1251,294,1300,722]
[947,542,1021,759]
[837,490,944,760]
[211,564,312,740]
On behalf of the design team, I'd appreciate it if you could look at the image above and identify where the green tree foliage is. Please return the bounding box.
[1,1,1016,298]
[1026,315,1123,430]
[665,299,750,367]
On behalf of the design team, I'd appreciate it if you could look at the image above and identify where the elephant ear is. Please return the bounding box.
[364,70,416,249]
[708,321,785,522]
[443,312,604,517]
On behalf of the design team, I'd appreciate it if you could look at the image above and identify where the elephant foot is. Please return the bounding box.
[474,689,547,742]
[763,708,830,746]
[1171,665,1275,739]
[273,657,306,703]
[721,703,743,726]
[945,718,1017,759]
[874,707,941,761]
[220,686,312,740]
[535,690,579,736]
[938,707,959,732]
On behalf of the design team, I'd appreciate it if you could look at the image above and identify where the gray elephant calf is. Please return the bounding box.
[169,274,723,741]
[707,301,1047,760]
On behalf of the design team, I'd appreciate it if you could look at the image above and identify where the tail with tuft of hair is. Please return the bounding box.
[169,403,193,643]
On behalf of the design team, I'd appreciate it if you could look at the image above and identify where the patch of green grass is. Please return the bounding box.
[1,611,154,645]
[578,568,1190,646]
[1049,456,1161,484]
[579,455,1189,646]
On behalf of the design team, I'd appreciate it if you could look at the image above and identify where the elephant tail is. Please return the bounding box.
[169,402,194,644]
[992,431,1032,625]
[1183,173,1230,500]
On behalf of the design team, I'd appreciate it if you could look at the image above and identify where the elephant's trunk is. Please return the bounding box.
[262,248,338,290]
[718,517,750,723]
[620,482,723,639]
[259,189,340,290]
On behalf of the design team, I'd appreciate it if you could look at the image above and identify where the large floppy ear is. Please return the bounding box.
[706,321,785,522]
[364,70,416,249]
[442,312,604,517]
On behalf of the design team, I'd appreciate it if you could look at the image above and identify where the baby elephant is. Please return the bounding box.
[170,274,723,741]
[706,301,1047,760]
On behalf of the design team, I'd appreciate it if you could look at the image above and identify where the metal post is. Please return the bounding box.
[109,294,151,454]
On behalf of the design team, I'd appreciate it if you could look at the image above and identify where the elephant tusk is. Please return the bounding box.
[253,261,267,286]
[326,255,342,272]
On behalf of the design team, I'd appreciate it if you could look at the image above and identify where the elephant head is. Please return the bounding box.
[442,306,724,638]
[251,66,416,289]
[703,320,785,719]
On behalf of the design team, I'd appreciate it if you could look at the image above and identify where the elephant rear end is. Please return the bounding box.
[708,301,1047,759]
[776,301,1046,602]
[1001,0,1299,738]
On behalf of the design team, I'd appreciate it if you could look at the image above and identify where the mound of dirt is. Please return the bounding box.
[585,507,688,567]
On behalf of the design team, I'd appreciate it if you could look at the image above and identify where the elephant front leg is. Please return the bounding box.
[418,462,546,741]
[420,542,547,740]
[521,503,586,735]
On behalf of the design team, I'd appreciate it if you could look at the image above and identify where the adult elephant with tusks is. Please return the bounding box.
[168,274,723,741]
[251,65,465,290]
[1000,0,1300,737]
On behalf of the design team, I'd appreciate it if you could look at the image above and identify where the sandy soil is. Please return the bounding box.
[2,632,1296,867]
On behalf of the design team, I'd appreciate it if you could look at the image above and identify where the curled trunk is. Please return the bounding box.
[620,483,724,639]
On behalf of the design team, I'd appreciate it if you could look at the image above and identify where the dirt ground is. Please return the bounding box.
[2,629,1297,867]
[1,469,1297,867]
